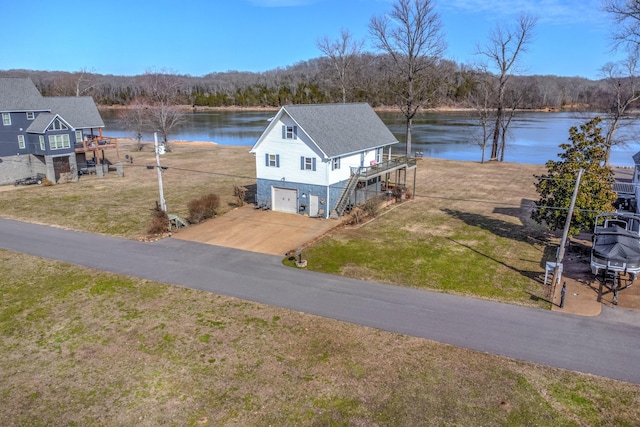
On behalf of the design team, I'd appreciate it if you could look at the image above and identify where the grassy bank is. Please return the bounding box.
[2,250,639,426]
[0,142,256,239]
[296,157,552,308]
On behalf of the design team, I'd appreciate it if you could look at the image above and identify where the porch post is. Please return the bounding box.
[326,185,330,219]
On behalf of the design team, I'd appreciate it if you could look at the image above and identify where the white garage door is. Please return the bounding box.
[272,187,298,213]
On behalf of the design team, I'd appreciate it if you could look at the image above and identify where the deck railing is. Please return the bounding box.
[350,156,416,178]
[74,136,118,152]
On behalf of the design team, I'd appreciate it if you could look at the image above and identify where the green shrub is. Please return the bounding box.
[187,193,220,224]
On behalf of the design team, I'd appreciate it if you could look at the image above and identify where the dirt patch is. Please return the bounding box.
[173,205,344,256]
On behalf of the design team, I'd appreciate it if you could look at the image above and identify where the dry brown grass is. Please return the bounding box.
[0,141,256,239]
[2,144,640,425]
[1,250,639,426]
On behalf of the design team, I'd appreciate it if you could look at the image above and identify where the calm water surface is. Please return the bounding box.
[100,109,639,166]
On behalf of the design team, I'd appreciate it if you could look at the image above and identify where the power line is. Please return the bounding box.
[122,163,623,214]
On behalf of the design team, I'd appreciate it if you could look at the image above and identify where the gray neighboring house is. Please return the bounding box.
[0,77,115,185]
[250,103,417,218]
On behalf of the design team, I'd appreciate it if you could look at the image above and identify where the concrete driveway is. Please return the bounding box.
[172,205,343,256]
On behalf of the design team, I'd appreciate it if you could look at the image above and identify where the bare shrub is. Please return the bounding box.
[188,193,220,224]
[41,178,53,186]
[233,185,247,207]
[345,207,365,225]
[361,194,385,218]
[404,186,413,199]
[147,204,169,235]
[392,185,405,202]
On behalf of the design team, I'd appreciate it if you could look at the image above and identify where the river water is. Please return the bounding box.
[99,109,639,167]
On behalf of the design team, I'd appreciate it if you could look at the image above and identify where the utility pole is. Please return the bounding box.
[552,168,583,302]
[154,132,167,212]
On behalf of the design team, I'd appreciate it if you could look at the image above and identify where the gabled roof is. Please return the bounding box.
[0,77,104,129]
[26,113,73,134]
[633,151,640,166]
[251,103,398,158]
[0,77,46,112]
[45,97,104,129]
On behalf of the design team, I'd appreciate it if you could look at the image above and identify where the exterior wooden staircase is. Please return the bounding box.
[331,172,361,218]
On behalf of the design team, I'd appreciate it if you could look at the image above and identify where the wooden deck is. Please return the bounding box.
[75,136,120,162]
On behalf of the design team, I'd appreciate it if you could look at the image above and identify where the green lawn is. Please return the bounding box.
[2,250,638,426]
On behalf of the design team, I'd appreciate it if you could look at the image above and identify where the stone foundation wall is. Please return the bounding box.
[0,154,46,186]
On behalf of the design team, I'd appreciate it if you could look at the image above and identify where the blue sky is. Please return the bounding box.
[0,0,621,79]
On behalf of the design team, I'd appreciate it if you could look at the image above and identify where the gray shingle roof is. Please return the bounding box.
[44,97,104,129]
[0,77,46,112]
[0,77,103,129]
[282,103,398,158]
[26,113,56,133]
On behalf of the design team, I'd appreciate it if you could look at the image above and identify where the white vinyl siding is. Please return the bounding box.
[301,156,316,171]
[49,134,71,150]
[2,113,10,126]
[265,153,280,167]
[26,112,35,120]
[18,135,25,149]
[39,135,46,150]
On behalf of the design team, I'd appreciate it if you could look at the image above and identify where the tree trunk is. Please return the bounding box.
[490,110,501,160]
[405,117,412,157]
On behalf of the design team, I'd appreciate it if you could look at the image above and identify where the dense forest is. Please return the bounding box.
[0,54,616,111]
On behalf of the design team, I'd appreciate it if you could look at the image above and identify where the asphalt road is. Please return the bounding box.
[2,218,640,384]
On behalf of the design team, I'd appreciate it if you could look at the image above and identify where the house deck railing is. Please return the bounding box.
[74,136,118,152]
[350,156,416,179]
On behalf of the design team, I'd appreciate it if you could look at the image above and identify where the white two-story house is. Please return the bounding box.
[250,103,416,218]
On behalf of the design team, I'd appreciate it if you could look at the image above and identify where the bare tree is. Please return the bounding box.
[603,0,640,50]
[369,0,446,157]
[317,29,365,103]
[149,104,184,148]
[469,73,495,163]
[476,14,536,161]
[602,1,640,165]
[51,68,99,97]
[140,69,185,149]
[599,49,640,164]
[119,99,151,151]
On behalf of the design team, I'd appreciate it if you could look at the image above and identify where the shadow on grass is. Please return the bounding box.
[444,236,542,284]
[442,202,546,247]
[442,204,555,290]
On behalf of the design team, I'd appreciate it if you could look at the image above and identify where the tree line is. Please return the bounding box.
[0,57,615,111]
[1,0,637,163]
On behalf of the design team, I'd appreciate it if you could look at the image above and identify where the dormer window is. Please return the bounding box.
[282,125,297,140]
[26,112,35,120]
[48,118,68,131]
